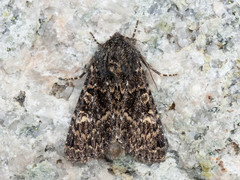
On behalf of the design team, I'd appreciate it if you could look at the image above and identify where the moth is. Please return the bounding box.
[63,21,177,163]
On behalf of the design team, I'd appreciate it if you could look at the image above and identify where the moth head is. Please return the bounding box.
[112,32,123,38]
[111,32,137,45]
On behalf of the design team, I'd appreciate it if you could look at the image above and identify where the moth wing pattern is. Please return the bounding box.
[64,58,113,162]
[120,66,167,163]
[64,32,168,163]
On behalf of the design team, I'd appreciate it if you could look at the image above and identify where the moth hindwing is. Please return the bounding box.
[64,31,168,163]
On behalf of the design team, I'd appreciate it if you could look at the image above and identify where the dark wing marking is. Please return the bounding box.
[64,61,113,163]
[120,66,166,163]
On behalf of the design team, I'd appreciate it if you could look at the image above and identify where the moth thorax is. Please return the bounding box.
[108,59,123,76]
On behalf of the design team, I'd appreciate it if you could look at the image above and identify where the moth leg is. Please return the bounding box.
[139,55,158,88]
[140,56,178,77]
[59,58,95,81]
[59,71,86,81]
[149,67,178,77]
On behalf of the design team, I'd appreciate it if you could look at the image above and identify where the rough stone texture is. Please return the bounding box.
[0,0,239,179]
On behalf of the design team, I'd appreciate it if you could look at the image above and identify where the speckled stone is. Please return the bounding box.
[0,0,239,179]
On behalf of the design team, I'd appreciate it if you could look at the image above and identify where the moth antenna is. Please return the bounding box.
[132,20,139,38]
[89,32,100,45]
